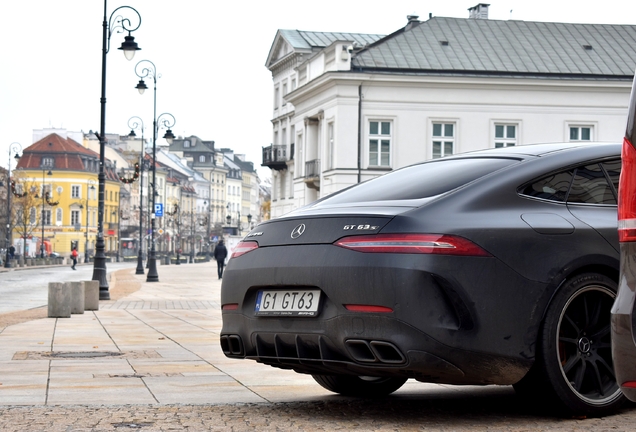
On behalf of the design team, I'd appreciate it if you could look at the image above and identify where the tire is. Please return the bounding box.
[312,374,407,397]
[520,273,625,416]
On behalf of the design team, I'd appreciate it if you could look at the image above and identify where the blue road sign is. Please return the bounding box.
[154,203,164,217]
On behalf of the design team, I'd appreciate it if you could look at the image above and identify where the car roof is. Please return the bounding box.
[452,142,619,159]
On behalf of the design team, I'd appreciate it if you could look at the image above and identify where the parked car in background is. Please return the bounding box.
[223,142,624,416]
[611,74,636,403]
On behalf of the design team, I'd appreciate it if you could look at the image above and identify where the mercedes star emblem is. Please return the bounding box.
[291,224,306,239]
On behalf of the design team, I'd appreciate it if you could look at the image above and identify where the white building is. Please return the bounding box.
[264,4,636,218]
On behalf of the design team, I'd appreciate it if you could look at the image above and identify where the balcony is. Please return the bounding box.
[262,144,293,171]
[304,159,321,191]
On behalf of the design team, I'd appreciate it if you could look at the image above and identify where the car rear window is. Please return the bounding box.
[316,158,518,204]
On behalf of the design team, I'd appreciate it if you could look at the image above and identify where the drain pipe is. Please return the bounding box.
[357,84,362,184]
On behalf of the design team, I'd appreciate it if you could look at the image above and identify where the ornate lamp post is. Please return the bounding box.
[82,179,97,264]
[134,59,176,282]
[38,169,55,258]
[128,116,146,275]
[4,142,22,268]
[94,1,142,300]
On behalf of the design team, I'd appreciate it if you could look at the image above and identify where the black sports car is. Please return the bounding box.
[222,142,623,416]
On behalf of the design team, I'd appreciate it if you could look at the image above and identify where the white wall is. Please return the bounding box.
[274,73,630,216]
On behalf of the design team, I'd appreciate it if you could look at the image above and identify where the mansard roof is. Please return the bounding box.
[352,17,636,79]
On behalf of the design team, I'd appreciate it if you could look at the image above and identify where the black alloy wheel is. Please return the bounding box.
[312,374,407,397]
[516,273,624,416]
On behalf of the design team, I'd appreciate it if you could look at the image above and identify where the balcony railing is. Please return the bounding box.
[305,159,321,178]
[304,159,321,191]
[262,144,293,171]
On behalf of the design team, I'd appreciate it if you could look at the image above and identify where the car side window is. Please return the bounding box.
[520,171,573,202]
[568,163,616,205]
[601,159,621,197]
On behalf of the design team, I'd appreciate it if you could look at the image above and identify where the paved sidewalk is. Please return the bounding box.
[0,261,350,406]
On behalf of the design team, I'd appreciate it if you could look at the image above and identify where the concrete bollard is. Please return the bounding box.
[48,282,71,318]
[83,280,99,311]
[69,281,85,314]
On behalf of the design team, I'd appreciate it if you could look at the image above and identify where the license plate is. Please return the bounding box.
[255,289,321,317]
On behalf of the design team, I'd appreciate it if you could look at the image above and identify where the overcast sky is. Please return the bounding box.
[2,0,636,180]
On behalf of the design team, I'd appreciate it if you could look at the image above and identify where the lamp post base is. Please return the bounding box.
[135,252,145,275]
[146,257,159,282]
[92,255,110,300]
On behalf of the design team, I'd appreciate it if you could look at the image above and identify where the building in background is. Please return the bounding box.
[13,132,120,258]
[264,4,636,217]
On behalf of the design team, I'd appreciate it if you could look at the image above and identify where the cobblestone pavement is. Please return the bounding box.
[1,396,636,431]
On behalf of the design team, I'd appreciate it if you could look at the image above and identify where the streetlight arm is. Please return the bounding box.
[106,5,142,56]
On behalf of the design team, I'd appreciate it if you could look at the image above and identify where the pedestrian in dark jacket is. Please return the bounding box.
[214,240,228,279]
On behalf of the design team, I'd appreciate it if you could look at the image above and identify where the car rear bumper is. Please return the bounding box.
[221,312,532,385]
[221,244,549,385]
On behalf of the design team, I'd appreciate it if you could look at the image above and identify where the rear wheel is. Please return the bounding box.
[312,374,407,397]
[515,273,624,416]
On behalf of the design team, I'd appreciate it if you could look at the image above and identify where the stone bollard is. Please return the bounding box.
[69,281,85,314]
[48,282,71,318]
[83,280,99,311]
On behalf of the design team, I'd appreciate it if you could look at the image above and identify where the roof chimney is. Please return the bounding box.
[405,14,420,30]
[468,3,490,19]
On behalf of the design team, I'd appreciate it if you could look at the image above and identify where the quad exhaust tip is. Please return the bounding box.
[345,339,406,364]
[220,334,244,356]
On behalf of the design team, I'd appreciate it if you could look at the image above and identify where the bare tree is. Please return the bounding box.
[11,174,41,257]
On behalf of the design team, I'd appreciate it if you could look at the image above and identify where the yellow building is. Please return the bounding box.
[13,133,120,259]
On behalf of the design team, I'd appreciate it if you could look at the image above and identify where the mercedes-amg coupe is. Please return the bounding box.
[222,142,623,416]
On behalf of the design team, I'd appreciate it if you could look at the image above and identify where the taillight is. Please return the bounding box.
[231,241,258,258]
[618,137,636,242]
[334,233,491,256]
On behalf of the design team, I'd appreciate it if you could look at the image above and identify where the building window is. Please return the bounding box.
[71,210,81,226]
[184,140,190,148]
[570,126,592,141]
[432,123,455,158]
[42,157,54,167]
[282,82,287,105]
[326,122,334,170]
[199,155,206,162]
[42,209,51,225]
[369,121,391,167]
[291,78,297,91]
[71,185,81,198]
[494,124,517,148]
[56,208,62,224]
[30,208,36,224]
[274,85,280,109]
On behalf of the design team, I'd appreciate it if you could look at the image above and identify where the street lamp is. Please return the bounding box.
[134,58,176,282]
[4,142,21,268]
[128,116,146,275]
[77,179,96,264]
[190,198,195,264]
[95,1,142,300]
[38,169,54,258]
